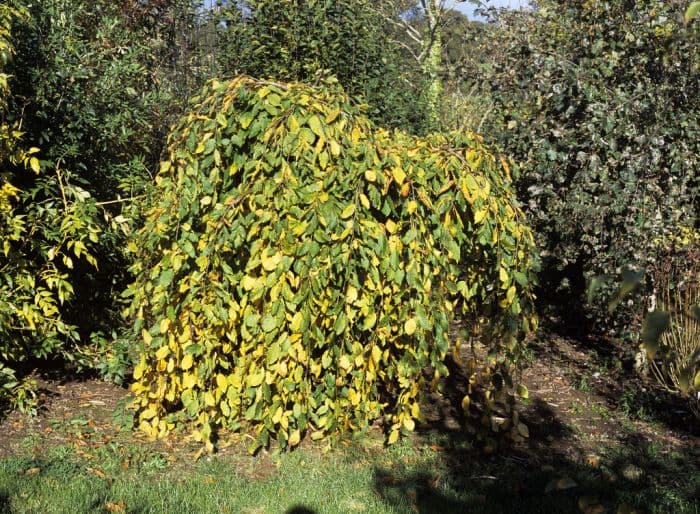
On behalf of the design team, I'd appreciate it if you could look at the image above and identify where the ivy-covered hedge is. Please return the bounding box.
[477,0,700,330]
[124,76,538,451]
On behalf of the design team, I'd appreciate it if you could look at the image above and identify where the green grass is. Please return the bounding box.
[0,434,697,514]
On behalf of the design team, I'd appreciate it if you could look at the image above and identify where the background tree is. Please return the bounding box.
[2,0,214,393]
[215,0,430,134]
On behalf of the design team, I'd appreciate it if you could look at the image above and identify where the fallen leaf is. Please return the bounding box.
[23,467,41,476]
[87,467,106,478]
[105,501,126,513]
[585,454,601,468]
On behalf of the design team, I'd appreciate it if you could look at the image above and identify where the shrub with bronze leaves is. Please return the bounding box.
[124,76,538,451]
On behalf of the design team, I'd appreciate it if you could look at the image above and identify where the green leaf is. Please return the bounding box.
[261,315,277,333]
[333,313,347,335]
[690,304,700,322]
[640,310,671,358]
[158,269,174,287]
[686,2,700,22]
[308,115,324,137]
[607,269,644,313]
[586,274,612,304]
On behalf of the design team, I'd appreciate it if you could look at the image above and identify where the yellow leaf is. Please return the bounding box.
[411,402,420,418]
[181,353,194,370]
[461,395,471,412]
[385,220,397,234]
[516,384,529,399]
[346,285,358,304]
[248,368,265,387]
[359,194,370,209]
[155,346,169,360]
[329,139,341,157]
[407,200,417,214]
[392,166,406,185]
[500,155,511,180]
[182,372,196,389]
[341,204,356,219]
[290,311,303,332]
[473,207,487,224]
[404,318,417,336]
[308,115,324,137]
[241,275,257,290]
[339,355,351,370]
[29,157,40,173]
[506,285,516,304]
[140,407,157,420]
[403,417,415,431]
[204,392,216,407]
[142,329,152,345]
[364,169,377,182]
[325,108,341,124]
[288,429,301,447]
[133,357,146,380]
[371,345,382,365]
[159,318,171,334]
[216,374,228,393]
[388,429,399,445]
[262,252,281,271]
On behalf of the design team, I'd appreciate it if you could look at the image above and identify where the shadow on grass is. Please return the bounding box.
[371,388,700,513]
[285,506,318,514]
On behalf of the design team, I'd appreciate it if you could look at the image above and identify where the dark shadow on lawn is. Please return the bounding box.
[372,375,700,514]
[285,506,318,514]
[0,493,10,514]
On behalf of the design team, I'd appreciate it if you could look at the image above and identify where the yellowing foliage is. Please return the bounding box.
[125,76,538,451]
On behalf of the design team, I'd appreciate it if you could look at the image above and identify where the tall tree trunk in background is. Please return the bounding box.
[422,0,443,130]
[377,0,445,131]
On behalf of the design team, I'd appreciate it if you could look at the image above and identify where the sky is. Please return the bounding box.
[447,0,531,21]
[201,1,531,21]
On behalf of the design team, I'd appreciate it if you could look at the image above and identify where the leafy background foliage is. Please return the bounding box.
[1,0,213,395]
[0,0,102,410]
[469,0,700,332]
[215,0,431,134]
[124,76,537,450]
